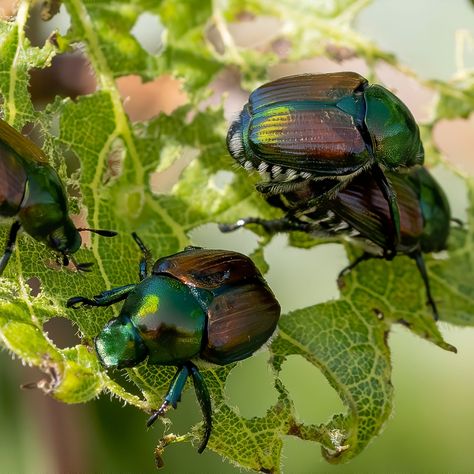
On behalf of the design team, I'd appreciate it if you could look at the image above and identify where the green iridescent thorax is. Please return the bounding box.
[364,85,424,168]
[412,167,451,252]
[95,315,148,368]
[122,275,207,365]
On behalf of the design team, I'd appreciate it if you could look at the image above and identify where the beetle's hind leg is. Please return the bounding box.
[147,362,212,454]
[66,283,136,309]
[411,251,439,321]
[0,221,21,276]
[371,164,401,253]
[338,252,384,282]
[188,363,212,453]
[132,232,153,280]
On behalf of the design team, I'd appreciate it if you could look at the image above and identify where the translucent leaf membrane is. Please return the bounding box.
[0,1,473,472]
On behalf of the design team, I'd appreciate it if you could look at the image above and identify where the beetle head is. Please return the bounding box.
[47,217,82,255]
[95,315,148,369]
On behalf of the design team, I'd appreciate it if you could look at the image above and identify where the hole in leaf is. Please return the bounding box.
[43,317,81,349]
[26,2,71,47]
[130,12,164,55]
[30,53,97,106]
[430,164,469,223]
[26,277,41,297]
[189,223,258,256]
[433,113,474,175]
[265,235,348,313]
[374,62,436,123]
[209,170,234,191]
[199,68,249,123]
[224,350,278,418]
[116,75,188,122]
[207,15,283,52]
[150,147,198,194]
[279,355,344,425]
[0,1,17,19]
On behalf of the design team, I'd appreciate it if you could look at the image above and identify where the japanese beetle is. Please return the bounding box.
[0,119,116,274]
[220,166,450,321]
[67,234,280,452]
[227,72,424,250]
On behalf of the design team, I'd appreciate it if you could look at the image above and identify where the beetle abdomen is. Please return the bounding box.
[0,142,27,216]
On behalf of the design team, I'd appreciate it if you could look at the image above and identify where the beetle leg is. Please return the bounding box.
[411,251,439,321]
[371,164,401,252]
[147,364,190,427]
[188,362,212,453]
[66,284,136,309]
[131,232,153,280]
[219,216,312,234]
[0,221,21,276]
[338,252,383,281]
[451,217,464,228]
[146,363,212,453]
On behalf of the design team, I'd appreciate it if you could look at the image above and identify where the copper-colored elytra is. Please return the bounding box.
[249,72,367,112]
[153,249,260,289]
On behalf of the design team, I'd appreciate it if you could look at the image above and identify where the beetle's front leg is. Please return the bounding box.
[0,221,21,276]
[147,365,190,429]
[132,232,153,280]
[219,216,313,234]
[66,284,136,309]
[147,362,212,453]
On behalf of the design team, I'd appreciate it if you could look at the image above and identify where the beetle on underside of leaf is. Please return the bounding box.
[226,72,424,253]
[221,165,451,321]
[67,233,281,453]
[0,118,116,274]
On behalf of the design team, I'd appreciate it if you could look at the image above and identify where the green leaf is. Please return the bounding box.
[0,1,473,472]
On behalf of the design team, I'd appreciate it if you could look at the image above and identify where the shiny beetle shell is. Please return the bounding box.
[227,72,424,177]
[154,248,280,365]
[331,167,450,254]
[0,119,116,274]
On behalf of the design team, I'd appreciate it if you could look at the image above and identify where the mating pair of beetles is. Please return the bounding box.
[0,72,450,454]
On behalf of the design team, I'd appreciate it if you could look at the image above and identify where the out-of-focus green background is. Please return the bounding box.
[1,0,473,472]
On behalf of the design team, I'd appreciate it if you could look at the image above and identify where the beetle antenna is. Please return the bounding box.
[77,228,117,237]
[69,255,94,272]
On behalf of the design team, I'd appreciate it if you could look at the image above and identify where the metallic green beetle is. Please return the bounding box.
[221,166,451,321]
[227,72,424,251]
[0,119,116,274]
[67,234,280,452]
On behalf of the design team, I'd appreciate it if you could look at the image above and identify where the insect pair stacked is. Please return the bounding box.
[222,71,451,321]
[0,118,280,453]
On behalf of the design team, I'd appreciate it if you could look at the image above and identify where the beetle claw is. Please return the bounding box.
[147,400,170,428]
[76,262,94,272]
[66,296,92,308]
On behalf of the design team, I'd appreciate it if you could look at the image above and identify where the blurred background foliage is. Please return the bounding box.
[0,0,474,472]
